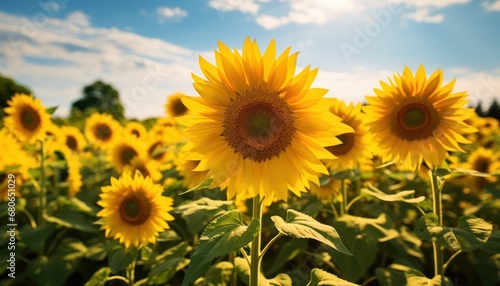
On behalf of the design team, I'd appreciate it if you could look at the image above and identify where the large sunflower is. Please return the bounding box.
[364,65,477,171]
[97,172,174,249]
[3,94,51,143]
[178,38,352,204]
[85,113,122,149]
[165,92,189,118]
[324,99,372,171]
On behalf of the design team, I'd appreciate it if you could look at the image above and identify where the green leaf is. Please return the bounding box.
[44,205,98,233]
[148,242,191,285]
[362,186,425,204]
[405,268,453,286]
[234,257,292,286]
[375,265,409,286]
[20,223,56,252]
[329,214,398,281]
[268,238,308,274]
[448,168,491,178]
[84,267,111,286]
[193,261,234,286]
[179,177,214,195]
[157,229,182,242]
[481,230,500,254]
[306,268,360,286]
[26,238,87,286]
[85,240,107,261]
[107,241,139,273]
[271,209,351,255]
[46,106,58,115]
[415,214,492,252]
[181,210,260,286]
[175,198,234,234]
[56,196,97,216]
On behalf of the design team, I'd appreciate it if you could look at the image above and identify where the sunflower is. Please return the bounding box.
[149,118,185,146]
[3,94,51,143]
[61,150,83,196]
[107,136,147,173]
[308,176,343,202]
[364,65,477,171]
[85,113,122,149]
[178,38,352,205]
[466,147,500,184]
[0,129,36,201]
[176,151,208,189]
[97,172,174,248]
[324,99,372,171]
[123,157,162,182]
[165,92,189,118]
[125,121,147,139]
[60,126,86,153]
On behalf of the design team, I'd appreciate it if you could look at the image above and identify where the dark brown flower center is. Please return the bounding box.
[172,98,188,116]
[148,141,166,160]
[119,194,151,225]
[93,123,112,141]
[66,135,78,151]
[131,129,140,137]
[473,157,490,173]
[20,106,41,131]
[326,132,355,156]
[120,146,138,166]
[392,101,440,141]
[223,88,295,162]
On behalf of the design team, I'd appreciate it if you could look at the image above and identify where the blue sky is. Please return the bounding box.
[1,0,499,119]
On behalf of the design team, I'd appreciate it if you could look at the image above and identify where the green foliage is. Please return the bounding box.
[271,209,351,255]
[415,214,492,252]
[234,257,292,286]
[175,197,234,234]
[193,261,234,286]
[84,267,111,286]
[70,80,124,121]
[0,73,32,118]
[307,268,360,286]
[146,242,191,284]
[182,210,260,286]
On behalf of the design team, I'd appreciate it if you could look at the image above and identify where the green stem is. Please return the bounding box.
[345,195,363,213]
[250,196,263,286]
[429,169,444,279]
[260,233,283,259]
[340,178,347,216]
[443,250,462,274]
[38,140,46,255]
[20,209,37,228]
[106,276,129,284]
[229,251,238,286]
[127,258,137,285]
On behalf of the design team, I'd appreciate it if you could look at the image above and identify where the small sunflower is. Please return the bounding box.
[324,99,372,171]
[364,65,477,171]
[60,126,86,153]
[97,172,174,249]
[0,129,36,201]
[308,176,343,202]
[165,92,189,118]
[44,122,63,153]
[178,38,352,204]
[85,113,122,149]
[123,157,162,182]
[3,94,51,143]
[176,152,208,189]
[61,150,83,196]
[125,121,147,139]
[466,147,499,182]
[107,137,147,173]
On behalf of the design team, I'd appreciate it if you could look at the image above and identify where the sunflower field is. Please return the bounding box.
[1,38,500,286]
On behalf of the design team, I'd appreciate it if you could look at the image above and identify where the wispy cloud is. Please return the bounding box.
[0,10,201,119]
[482,0,500,12]
[156,6,188,21]
[404,8,444,23]
[208,0,261,15]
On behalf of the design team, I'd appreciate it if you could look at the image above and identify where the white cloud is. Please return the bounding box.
[156,6,188,21]
[404,8,444,23]
[208,0,261,14]
[482,0,500,12]
[256,14,290,29]
[0,10,202,119]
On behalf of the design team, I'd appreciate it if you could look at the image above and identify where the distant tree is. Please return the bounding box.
[486,99,500,121]
[0,74,32,118]
[71,80,125,121]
